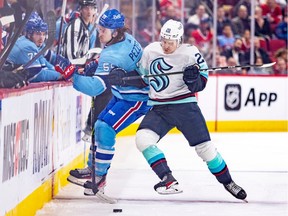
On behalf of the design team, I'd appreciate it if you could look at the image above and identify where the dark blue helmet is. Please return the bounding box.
[25,11,48,34]
[99,9,125,29]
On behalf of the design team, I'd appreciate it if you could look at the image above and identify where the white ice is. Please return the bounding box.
[36,132,288,216]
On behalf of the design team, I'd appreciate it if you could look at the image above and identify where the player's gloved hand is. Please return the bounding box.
[183,63,200,84]
[108,67,127,86]
[0,70,29,89]
[55,55,77,80]
[14,70,29,88]
[83,60,98,76]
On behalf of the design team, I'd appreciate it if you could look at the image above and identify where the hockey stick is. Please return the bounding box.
[56,0,67,54]
[70,47,102,65]
[81,97,117,204]
[81,3,109,196]
[0,0,38,70]
[13,10,56,80]
[123,62,277,80]
[89,3,109,35]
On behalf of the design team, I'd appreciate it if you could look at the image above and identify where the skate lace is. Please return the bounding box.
[226,181,241,195]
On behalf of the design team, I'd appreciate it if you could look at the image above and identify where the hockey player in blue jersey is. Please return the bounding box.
[109,19,247,201]
[6,11,62,82]
[55,9,150,198]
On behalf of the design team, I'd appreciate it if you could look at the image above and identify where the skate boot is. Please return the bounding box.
[67,167,92,187]
[84,175,107,195]
[67,167,106,192]
[154,173,183,195]
[224,180,247,200]
[82,125,92,142]
[83,175,117,204]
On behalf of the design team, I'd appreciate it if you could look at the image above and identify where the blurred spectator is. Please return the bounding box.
[221,38,247,74]
[187,4,209,30]
[274,57,288,75]
[232,0,251,17]
[274,48,288,61]
[241,29,251,52]
[160,4,180,25]
[260,0,282,29]
[231,5,250,37]
[254,6,272,39]
[245,37,272,64]
[136,7,161,47]
[217,24,235,51]
[249,56,272,74]
[274,12,288,40]
[216,6,232,35]
[191,18,213,58]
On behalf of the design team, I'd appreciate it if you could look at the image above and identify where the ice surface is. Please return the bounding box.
[36,132,288,216]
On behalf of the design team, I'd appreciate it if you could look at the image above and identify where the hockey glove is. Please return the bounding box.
[0,70,29,89]
[83,60,98,76]
[55,55,77,80]
[183,63,200,84]
[108,67,127,86]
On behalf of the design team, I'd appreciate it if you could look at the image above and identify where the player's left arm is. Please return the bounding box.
[183,52,208,93]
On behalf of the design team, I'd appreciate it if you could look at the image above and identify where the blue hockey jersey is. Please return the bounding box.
[73,33,149,102]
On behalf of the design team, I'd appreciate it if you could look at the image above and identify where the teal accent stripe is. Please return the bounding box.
[142,145,165,165]
[148,154,165,165]
[207,153,226,173]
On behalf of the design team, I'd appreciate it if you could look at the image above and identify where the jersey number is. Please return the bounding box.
[195,53,205,64]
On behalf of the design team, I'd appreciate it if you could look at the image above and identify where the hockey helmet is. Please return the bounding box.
[99,9,125,29]
[160,19,184,42]
[79,0,97,7]
[25,12,48,34]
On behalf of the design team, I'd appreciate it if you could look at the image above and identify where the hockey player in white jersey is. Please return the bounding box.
[111,19,247,201]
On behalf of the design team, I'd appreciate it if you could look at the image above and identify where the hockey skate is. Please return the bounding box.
[224,180,247,201]
[82,125,92,142]
[67,167,106,192]
[83,175,117,204]
[154,173,183,195]
[67,167,92,187]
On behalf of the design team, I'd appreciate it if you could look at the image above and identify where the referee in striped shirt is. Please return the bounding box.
[62,0,97,60]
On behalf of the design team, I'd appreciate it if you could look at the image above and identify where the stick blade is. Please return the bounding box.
[259,62,276,68]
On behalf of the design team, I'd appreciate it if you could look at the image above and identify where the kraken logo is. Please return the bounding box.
[150,58,172,92]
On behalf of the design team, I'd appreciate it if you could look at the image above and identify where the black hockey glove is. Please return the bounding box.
[108,67,127,86]
[183,63,200,84]
[0,70,29,89]
[108,68,148,88]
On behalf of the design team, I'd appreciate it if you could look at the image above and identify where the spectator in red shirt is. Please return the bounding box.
[191,18,213,58]
[261,0,282,29]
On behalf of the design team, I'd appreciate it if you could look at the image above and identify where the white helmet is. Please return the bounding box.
[160,19,184,43]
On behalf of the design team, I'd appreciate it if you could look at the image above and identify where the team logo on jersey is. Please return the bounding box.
[149,57,172,92]
[225,84,241,111]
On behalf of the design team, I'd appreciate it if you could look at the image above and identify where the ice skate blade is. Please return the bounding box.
[84,188,117,204]
[67,175,87,187]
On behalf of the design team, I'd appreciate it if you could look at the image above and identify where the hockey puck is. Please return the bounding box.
[113,209,122,213]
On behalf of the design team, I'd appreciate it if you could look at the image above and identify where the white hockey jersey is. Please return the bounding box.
[138,42,208,106]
